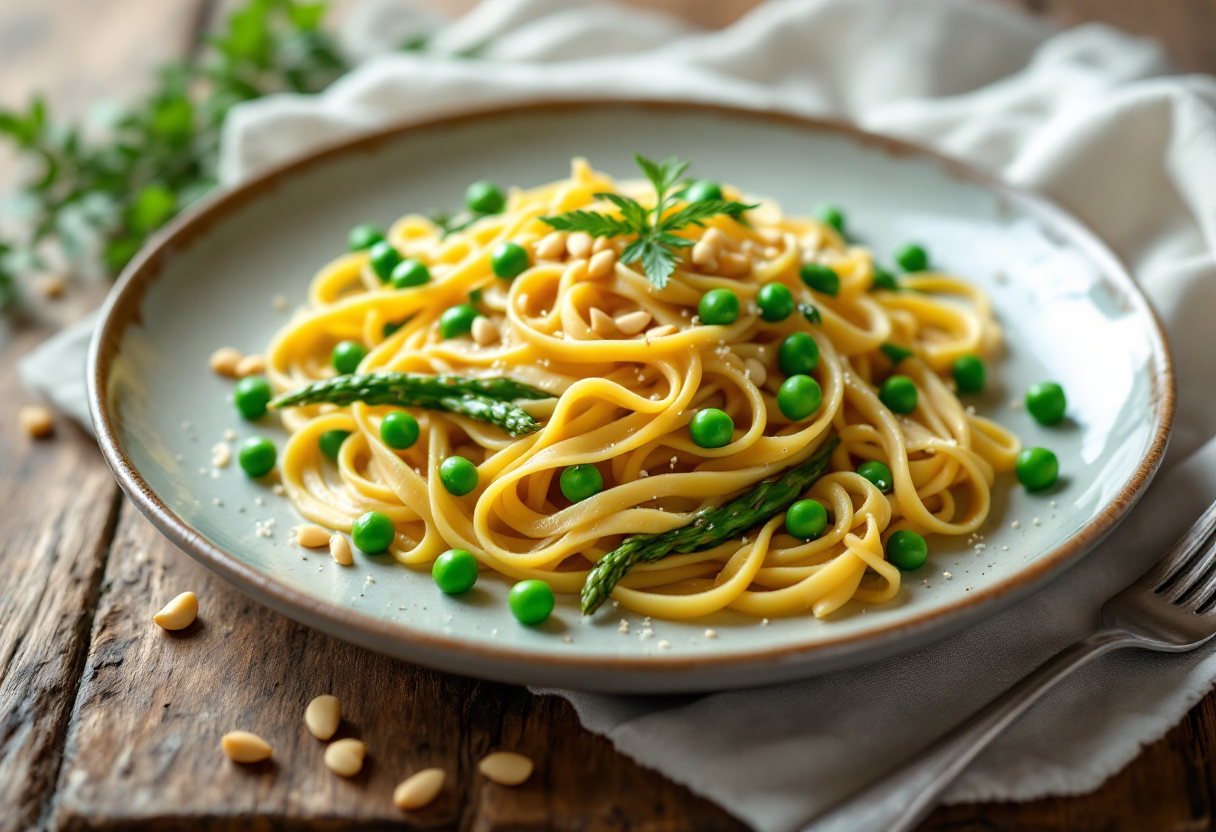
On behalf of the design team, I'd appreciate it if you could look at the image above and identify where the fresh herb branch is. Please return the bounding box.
[542,154,756,290]
[0,0,351,305]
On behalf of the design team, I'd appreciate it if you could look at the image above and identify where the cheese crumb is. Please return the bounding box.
[705,629,718,639]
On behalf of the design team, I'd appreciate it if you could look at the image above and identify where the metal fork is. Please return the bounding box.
[806,499,1216,832]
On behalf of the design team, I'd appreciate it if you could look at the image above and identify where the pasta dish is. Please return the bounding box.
[233,154,1037,625]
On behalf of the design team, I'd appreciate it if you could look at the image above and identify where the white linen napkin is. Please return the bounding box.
[23,1,1216,830]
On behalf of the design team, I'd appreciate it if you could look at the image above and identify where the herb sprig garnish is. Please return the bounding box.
[542,154,756,290]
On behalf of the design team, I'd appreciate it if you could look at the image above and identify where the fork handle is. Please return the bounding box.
[804,628,1145,832]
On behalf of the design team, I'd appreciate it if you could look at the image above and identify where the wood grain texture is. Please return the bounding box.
[0,321,121,832]
[52,505,747,832]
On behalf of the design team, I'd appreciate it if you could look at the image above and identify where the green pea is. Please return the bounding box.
[331,340,367,375]
[887,530,928,570]
[234,375,272,421]
[871,267,899,292]
[509,579,555,625]
[756,283,794,322]
[380,412,419,450]
[857,460,893,493]
[1016,447,1059,491]
[368,241,402,282]
[352,510,395,554]
[432,548,479,595]
[801,263,840,297]
[439,304,480,339]
[879,375,918,414]
[391,258,431,289]
[465,180,505,214]
[491,242,530,279]
[952,355,986,394]
[318,429,350,461]
[777,375,822,421]
[785,499,828,540]
[690,408,734,449]
[778,332,820,376]
[560,464,603,503]
[1025,382,1067,425]
[880,343,913,366]
[895,243,929,273]
[816,204,845,234]
[347,223,384,252]
[684,180,722,202]
[238,436,276,478]
[440,455,479,496]
[698,289,739,326]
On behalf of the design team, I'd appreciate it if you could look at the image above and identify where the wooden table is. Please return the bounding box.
[2,1,1214,830]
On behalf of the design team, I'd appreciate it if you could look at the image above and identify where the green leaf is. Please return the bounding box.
[659,199,757,232]
[127,184,176,233]
[639,239,678,289]
[541,210,635,239]
[594,192,649,231]
[287,1,326,30]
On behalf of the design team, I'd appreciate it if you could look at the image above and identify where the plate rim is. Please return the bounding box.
[87,98,1176,680]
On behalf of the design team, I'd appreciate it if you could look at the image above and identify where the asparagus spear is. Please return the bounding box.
[272,372,550,408]
[580,436,840,614]
[270,373,546,437]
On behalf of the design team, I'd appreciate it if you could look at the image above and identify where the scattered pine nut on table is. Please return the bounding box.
[478,752,534,786]
[221,731,272,764]
[153,591,198,631]
[304,695,341,741]
[19,405,54,438]
[324,738,366,777]
[394,768,446,810]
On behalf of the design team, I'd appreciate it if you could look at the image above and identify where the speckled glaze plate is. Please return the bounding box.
[89,101,1173,693]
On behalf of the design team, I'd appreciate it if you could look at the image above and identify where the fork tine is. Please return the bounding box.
[1151,500,1216,598]
[1181,536,1216,612]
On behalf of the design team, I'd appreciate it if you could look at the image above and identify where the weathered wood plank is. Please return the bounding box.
[52,505,747,831]
[0,2,214,830]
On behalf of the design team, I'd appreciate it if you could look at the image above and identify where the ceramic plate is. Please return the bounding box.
[89,102,1173,693]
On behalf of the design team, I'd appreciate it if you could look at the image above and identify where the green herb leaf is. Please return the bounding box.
[540,154,753,291]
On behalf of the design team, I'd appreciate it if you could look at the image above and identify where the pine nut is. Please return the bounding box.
[153,591,198,631]
[614,310,652,335]
[745,358,768,388]
[330,535,353,566]
[36,275,66,298]
[646,325,678,339]
[586,250,617,280]
[589,308,616,337]
[591,235,614,254]
[222,731,273,764]
[471,316,499,346]
[566,232,593,259]
[304,695,341,740]
[478,751,533,786]
[394,768,446,810]
[535,231,567,260]
[759,228,783,246]
[324,738,366,777]
[296,525,331,548]
[691,238,719,269]
[211,442,231,468]
[209,347,243,377]
[703,227,733,250]
[235,354,266,377]
[719,252,752,277]
[19,405,54,438]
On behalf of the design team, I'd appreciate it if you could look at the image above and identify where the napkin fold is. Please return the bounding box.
[25,1,1216,830]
